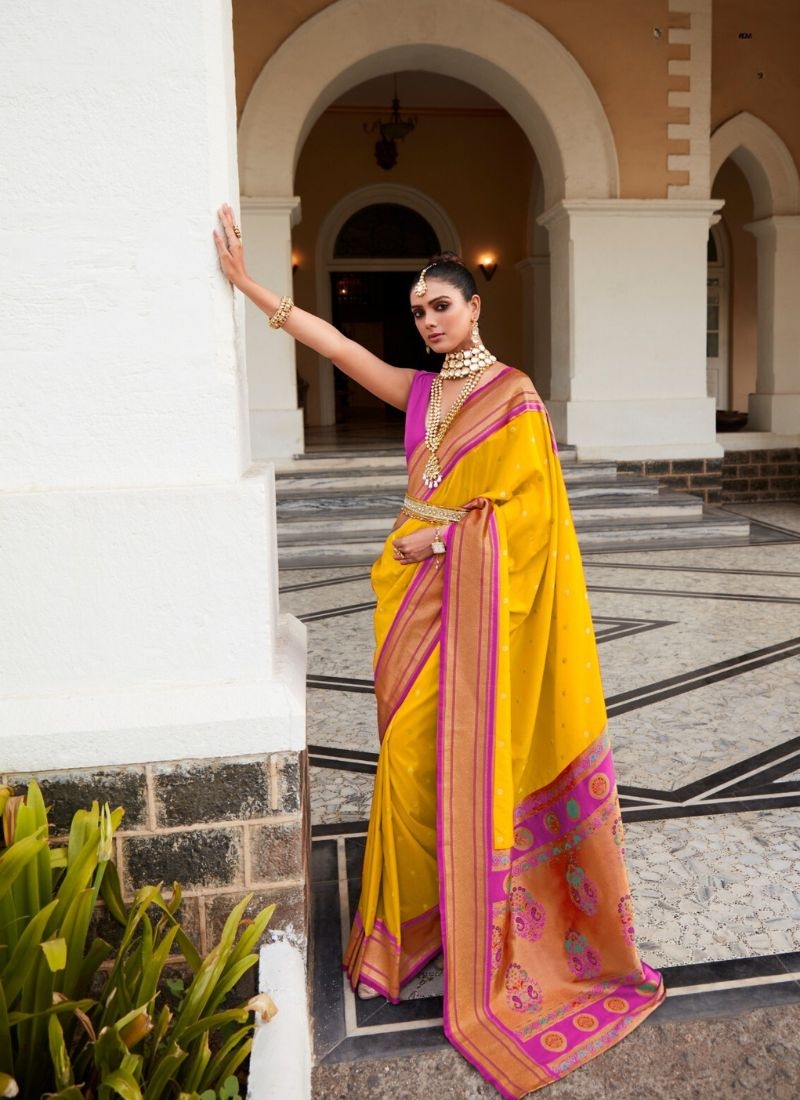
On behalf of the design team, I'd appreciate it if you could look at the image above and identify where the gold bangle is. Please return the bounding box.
[268,296,293,330]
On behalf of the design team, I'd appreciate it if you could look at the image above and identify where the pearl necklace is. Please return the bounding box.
[440,343,496,379]
[423,367,488,488]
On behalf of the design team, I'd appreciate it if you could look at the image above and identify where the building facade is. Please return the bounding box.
[235,0,800,459]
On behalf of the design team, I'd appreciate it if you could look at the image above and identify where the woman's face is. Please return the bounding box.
[410,277,480,355]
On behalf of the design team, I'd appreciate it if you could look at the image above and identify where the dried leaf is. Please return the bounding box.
[246,993,278,1022]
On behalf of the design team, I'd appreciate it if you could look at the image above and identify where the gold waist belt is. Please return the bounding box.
[401,494,468,524]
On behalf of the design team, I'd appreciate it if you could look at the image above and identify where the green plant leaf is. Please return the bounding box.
[178,1007,249,1046]
[59,887,99,996]
[181,1030,211,1092]
[75,935,114,996]
[201,1023,249,1090]
[0,984,14,1079]
[205,1037,251,1093]
[41,937,68,974]
[99,859,128,926]
[221,1076,242,1100]
[48,1013,74,1089]
[0,898,59,1005]
[0,832,48,906]
[142,1042,187,1100]
[101,1068,143,1100]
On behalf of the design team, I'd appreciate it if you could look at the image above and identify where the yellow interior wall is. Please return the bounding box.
[292,110,534,423]
[713,160,757,415]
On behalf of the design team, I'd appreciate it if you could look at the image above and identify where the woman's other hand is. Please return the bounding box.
[392,525,449,565]
[213,203,248,288]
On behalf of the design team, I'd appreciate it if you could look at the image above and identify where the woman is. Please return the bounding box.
[214,205,664,1098]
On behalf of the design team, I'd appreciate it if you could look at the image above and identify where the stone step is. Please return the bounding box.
[274,478,661,519]
[277,511,751,568]
[274,461,621,498]
[276,493,702,542]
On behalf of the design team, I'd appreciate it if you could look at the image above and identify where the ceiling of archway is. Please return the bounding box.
[331,71,502,112]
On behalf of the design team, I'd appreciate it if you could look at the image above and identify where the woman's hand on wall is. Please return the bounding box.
[213,203,248,288]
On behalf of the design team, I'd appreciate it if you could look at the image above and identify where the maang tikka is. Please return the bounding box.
[414,264,433,297]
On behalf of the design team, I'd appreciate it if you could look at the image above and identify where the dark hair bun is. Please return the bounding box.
[429,250,466,266]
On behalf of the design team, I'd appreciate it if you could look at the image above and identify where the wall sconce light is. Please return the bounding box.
[291,253,300,274]
[478,256,498,281]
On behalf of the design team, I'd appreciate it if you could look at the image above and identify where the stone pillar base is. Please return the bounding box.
[747,393,800,435]
[548,396,723,460]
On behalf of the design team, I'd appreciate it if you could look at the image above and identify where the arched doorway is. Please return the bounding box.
[301,182,461,428]
[328,202,438,429]
[710,112,800,433]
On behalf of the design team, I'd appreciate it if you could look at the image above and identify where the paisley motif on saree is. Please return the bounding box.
[343,368,664,1095]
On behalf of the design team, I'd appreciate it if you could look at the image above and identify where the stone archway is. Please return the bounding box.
[711,112,800,219]
[237,0,620,456]
[239,0,618,209]
[711,113,800,433]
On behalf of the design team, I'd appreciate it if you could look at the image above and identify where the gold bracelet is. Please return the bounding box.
[268,296,294,330]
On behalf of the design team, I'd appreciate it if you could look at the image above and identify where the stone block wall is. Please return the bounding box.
[4,752,309,965]
[616,458,723,503]
[720,449,800,502]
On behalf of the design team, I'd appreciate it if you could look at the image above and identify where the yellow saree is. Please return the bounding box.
[344,367,664,1097]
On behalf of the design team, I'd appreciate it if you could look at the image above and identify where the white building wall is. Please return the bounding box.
[0,0,304,768]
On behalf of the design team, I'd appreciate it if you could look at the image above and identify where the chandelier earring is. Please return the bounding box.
[471,319,481,346]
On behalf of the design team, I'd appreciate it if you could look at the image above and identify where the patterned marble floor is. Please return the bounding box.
[279,501,800,1071]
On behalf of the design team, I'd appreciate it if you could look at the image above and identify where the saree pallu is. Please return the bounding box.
[344,367,664,1097]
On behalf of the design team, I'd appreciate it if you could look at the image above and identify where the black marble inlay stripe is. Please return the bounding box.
[594,617,675,642]
[300,601,375,623]
[584,561,800,579]
[312,819,369,839]
[677,734,800,801]
[309,733,800,821]
[589,583,800,606]
[308,674,375,693]
[622,793,800,822]
[310,744,379,775]
[280,571,372,594]
[606,636,800,716]
[311,745,379,762]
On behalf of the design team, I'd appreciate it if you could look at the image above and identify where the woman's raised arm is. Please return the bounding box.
[214,204,415,412]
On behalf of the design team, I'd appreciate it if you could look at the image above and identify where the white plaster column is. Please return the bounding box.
[0,0,305,770]
[241,198,305,458]
[746,216,800,434]
[538,200,724,460]
[516,257,551,398]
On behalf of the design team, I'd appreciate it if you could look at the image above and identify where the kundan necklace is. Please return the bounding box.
[423,345,496,489]
[439,342,496,379]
